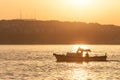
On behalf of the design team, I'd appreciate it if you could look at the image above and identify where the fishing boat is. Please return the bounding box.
[53,47,107,62]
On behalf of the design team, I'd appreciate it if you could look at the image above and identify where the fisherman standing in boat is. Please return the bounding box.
[85,52,89,58]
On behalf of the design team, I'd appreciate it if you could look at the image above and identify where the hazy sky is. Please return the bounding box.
[0,0,120,25]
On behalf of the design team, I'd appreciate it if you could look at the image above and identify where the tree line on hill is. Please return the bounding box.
[0,19,120,44]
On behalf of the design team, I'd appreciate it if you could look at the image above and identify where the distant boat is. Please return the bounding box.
[53,47,107,62]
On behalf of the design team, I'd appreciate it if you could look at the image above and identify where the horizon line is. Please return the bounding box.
[0,19,119,26]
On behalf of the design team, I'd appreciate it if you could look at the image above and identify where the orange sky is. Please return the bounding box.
[0,0,120,25]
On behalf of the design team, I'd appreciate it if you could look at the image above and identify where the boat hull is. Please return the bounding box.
[53,54,107,62]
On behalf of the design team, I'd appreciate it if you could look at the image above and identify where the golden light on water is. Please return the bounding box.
[72,45,80,52]
[80,45,89,49]
[72,45,89,52]
[68,63,93,80]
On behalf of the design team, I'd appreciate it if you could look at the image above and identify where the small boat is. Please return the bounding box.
[53,47,107,62]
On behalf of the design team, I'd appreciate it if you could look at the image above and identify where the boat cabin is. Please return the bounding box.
[53,47,107,62]
[67,47,91,57]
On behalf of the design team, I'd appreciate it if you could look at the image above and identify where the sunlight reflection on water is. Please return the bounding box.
[67,63,98,80]
[0,45,120,80]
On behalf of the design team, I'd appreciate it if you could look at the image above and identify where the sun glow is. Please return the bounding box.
[67,0,92,7]
[72,45,80,52]
[80,45,89,49]
[72,45,89,52]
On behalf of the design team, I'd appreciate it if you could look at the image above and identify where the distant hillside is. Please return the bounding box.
[0,19,120,44]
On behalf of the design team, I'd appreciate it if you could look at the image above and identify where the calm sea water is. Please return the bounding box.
[0,45,120,80]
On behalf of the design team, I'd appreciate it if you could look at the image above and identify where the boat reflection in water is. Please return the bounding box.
[53,45,107,62]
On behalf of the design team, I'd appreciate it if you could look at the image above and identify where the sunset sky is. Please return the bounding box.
[0,0,120,25]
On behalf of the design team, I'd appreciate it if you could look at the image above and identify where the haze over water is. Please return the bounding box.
[0,45,120,80]
[1,0,120,25]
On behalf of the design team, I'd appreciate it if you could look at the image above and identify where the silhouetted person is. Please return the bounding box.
[85,52,89,58]
[105,53,107,56]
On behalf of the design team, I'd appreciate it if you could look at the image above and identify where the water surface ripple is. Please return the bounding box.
[0,45,120,80]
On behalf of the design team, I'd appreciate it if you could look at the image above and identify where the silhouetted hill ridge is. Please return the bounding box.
[0,20,120,44]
